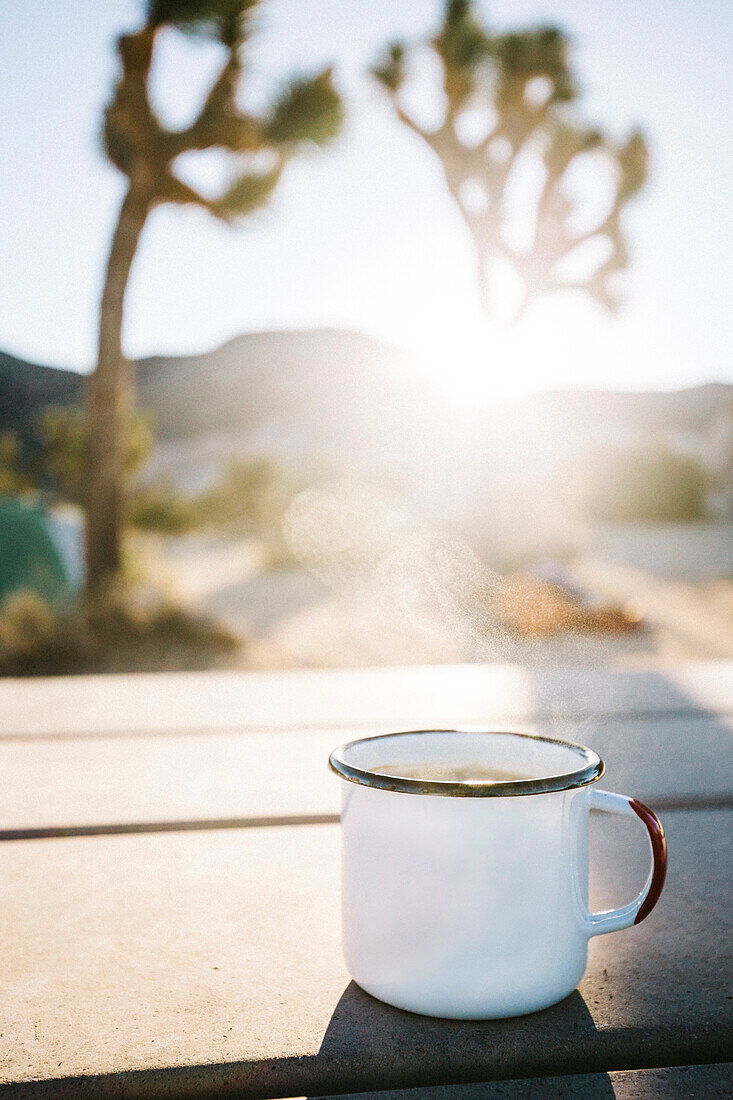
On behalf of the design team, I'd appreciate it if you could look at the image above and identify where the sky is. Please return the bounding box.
[1,0,732,398]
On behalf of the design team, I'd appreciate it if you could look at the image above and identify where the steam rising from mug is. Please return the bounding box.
[282,480,612,743]
[283,480,515,662]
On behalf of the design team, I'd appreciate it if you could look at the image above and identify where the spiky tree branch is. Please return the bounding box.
[85,0,342,596]
[373,0,647,322]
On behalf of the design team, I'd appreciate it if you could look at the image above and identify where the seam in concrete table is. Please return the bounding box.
[309,1062,733,1099]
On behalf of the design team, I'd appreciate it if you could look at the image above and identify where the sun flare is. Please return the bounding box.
[408,316,583,406]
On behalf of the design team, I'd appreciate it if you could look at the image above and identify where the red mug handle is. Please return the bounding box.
[586,789,668,937]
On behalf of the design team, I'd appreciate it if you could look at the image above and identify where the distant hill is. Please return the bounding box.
[135,328,411,442]
[1,330,730,481]
[0,329,412,458]
[0,350,82,454]
[521,383,732,440]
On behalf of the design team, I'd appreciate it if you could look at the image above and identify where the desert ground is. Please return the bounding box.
[155,533,733,670]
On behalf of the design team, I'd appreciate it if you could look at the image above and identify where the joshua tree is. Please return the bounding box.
[85,0,342,597]
[373,0,647,322]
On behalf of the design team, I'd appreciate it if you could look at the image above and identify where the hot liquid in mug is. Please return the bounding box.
[329,729,667,1020]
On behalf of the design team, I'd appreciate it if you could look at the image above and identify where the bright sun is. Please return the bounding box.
[408,320,571,406]
[406,289,626,406]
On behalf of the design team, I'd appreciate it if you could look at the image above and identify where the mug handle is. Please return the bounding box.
[585,789,667,937]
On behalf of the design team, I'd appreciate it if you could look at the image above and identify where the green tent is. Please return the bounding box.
[0,497,71,608]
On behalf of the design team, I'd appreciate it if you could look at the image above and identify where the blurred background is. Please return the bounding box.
[1,0,731,675]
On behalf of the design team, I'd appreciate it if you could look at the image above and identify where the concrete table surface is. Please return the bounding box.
[1,660,731,835]
[1,712,731,835]
[310,1063,733,1099]
[2,809,731,1097]
[1,662,730,739]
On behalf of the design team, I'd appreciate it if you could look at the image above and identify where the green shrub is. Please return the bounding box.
[41,407,153,504]
[580,444,709,523]
[196,456,298,534]
[0,590,58,659]
[125,457,301,550]
[0,433,32,496]
[0,589,239,676]
[126,481,200,533]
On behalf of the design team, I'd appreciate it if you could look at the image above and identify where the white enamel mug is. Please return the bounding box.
[329,729,667,1020]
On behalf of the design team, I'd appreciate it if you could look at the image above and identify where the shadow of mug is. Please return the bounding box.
[309,981,616,1098]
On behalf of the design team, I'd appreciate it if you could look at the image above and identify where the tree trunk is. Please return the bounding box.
[84,186,148,599]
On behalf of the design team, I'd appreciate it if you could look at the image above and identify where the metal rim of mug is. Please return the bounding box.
[329,728,605,798]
